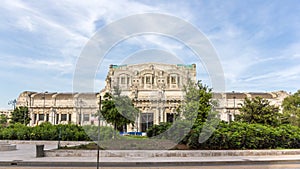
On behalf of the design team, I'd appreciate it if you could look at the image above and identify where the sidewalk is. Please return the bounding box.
[1,141,300,167]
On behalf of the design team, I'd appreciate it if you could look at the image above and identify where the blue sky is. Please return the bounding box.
[0,0,299,109]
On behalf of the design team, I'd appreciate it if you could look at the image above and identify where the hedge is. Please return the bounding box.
[147,121,300,149]
[0,122,118,141]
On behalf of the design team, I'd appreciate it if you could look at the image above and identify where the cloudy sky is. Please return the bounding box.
[0,0,299,109]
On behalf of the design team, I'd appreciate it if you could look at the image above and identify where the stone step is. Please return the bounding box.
[0,142,17,151]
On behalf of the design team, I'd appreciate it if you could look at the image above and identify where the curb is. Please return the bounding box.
[1,159,300,167]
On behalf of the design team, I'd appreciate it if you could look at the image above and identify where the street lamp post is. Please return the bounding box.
[8,99,17,110]
[97,95,102,169]
[58,126,61,149]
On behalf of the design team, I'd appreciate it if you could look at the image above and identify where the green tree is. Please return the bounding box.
[176,80,219,148]
[0,114,8,127]
[10,106,31,125]
[282,90,300,126]
[236,97,281,126]
[181,80,216,126]
[101,89,139,136]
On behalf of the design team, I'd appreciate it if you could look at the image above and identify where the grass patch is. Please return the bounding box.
[59,138,189,150]
[60,142,104,150]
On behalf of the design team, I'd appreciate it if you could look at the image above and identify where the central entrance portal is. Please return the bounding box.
[141,113,153,132]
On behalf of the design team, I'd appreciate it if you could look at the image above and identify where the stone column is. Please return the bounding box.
[36,113,39,124]
[58,114,61,124]
[30,112,34,126]
[66,113,69,122]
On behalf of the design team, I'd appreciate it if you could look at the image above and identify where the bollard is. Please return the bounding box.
[36,144,44,157]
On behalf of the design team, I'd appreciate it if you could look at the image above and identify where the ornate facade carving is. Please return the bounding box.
[103,63,197,132]
[16,63,290,132]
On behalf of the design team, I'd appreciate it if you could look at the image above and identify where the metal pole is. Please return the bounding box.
[136,97,139,133]
[8,99,16,110]
[97,96,101,169]
[58,126,61,149]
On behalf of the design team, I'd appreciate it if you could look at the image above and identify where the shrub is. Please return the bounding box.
[0,123,90,141]
[82,125,120,141]
[146,121,300,150]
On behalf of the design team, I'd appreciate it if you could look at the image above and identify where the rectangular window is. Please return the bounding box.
[61,114,67,121]
[39,114,44,121]
[146,76,151,84]
[68,114,72,122]
[121,77,125,84]
[34,114,37,123]
[56,114,59,124]
[83,114,90,122]
[171,76,176,84]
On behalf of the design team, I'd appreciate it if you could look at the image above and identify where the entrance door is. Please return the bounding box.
[167,113,174,123]
[141,113,153,132]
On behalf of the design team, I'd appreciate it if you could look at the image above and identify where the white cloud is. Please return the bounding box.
[0,0,299,108]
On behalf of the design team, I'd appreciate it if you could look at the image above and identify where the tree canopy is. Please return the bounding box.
[0,114,8,127]
[235,97,281,126]
[282,90,300,126]
[10,106,31,125]
[181,80,215,126]
[101,89,139,133]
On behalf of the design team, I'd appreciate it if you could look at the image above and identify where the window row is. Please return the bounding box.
[117,75,181,85]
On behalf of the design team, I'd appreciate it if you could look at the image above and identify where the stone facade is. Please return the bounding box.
[103,63,197,132]
[16,63,290,131]
[0,109,12,124]
[215,91,289,122]
[17,91,101,126]
[0,109,12,118]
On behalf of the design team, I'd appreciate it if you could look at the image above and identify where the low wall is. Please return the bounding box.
[5,140,300,158]
[44,149,300,157]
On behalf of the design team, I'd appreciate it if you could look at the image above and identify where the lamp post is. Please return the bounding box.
[97,95,102,169]
[8,99,16,110]
[58,126,61,149]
